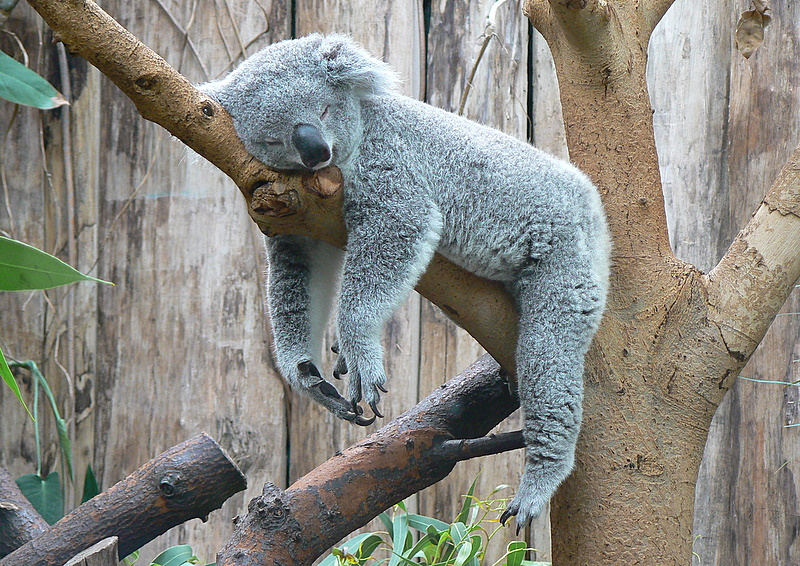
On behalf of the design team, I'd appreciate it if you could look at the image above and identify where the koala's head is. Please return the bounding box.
[200,34,399,171]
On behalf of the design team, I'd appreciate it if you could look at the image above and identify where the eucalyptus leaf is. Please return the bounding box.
[82,463,100,503]
[0,236,110,290]
[150,544,195,566]
[0,50,68,108]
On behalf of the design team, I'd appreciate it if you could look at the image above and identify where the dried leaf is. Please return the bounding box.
[752,0,768,13]
[735,10,766,59]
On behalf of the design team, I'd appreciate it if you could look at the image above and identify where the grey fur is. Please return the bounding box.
[200,34,611,528]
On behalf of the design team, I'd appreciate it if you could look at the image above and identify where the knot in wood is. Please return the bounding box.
[250,181,300,218]
[135,73,158,90]
[159,471,181,498]
[200,100,215,117]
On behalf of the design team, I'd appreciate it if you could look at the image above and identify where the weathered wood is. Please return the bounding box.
[216,355,519,566]
[0,468,48,558]
[0,433,246,566]
[63,537,118,566]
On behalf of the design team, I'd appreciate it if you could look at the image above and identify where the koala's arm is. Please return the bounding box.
[335,171,443,418]
[266,235,372,424]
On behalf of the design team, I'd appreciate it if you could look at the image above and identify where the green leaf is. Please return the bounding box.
[407,513,450,534]
[0,236,111,290]
[16,472,63,524]
[150,545,195,566]
[81,464,100,503]
[0,50,67,108]
[453,535,481,566]
[504,541,527,566]
[455,478,478,525]
[0,346,33,419]
[388,511,410,566]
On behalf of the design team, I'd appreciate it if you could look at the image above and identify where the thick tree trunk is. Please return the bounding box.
[525,1,800,564]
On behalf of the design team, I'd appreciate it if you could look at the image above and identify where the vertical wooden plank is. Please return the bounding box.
[84,1,291,563]
[423,2,544,562]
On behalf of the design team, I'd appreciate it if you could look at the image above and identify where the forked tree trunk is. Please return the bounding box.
[526,1,800,563]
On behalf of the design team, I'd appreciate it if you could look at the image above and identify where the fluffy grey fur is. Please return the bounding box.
[200,34,611,528]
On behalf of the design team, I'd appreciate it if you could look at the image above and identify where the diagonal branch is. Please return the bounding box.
[705,144,800,364]
[25,0,519,374]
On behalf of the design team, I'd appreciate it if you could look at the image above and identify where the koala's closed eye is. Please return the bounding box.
[263,138,284,147]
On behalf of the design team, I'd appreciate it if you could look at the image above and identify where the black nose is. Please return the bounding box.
[292,124,331,169]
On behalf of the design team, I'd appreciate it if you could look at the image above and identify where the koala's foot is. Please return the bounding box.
[499,464,566,533]
[296,361,374,426]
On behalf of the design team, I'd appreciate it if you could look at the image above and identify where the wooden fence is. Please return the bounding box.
[0,0,798,564]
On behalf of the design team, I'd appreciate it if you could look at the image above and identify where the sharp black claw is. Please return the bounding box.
[333,370,341,380]
[352,414,376,426]
[376,383,388,393]
[331,342,340,354]
[369,400,384,419]
[499,510,512,526]
[315,381,340,398]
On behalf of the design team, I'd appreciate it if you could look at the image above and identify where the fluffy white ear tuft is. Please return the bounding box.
[318,34,400,97]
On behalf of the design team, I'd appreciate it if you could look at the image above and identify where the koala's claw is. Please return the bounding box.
[369,400,384,419]
[349,412,376,426]
[330,340,340,354]
[376,383,388,393]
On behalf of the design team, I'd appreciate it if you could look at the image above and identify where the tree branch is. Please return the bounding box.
[0,468,48,558]
[25,0,519,375]
[705,144,800,365]
[0,434,246,566]
[216,356,519,566]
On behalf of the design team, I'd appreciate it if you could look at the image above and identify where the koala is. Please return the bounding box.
[200,34,611,528]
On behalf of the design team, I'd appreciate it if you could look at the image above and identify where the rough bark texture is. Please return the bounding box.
[0,468,48,558]
[216,356,518,566]
[0,434,246,566]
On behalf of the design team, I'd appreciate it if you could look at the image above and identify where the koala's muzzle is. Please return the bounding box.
[292,124,332,170]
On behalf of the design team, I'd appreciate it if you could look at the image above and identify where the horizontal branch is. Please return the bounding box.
[440,431,525,461]
[0,434,246,566]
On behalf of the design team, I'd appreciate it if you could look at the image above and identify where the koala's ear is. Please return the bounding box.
[318,35,400,97]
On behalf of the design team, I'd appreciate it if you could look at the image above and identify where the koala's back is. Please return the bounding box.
[353,95,608,282]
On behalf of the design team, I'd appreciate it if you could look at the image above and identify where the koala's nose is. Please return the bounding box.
[292,124,332,170]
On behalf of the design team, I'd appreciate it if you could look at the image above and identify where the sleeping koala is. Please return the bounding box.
[200,34,611,528]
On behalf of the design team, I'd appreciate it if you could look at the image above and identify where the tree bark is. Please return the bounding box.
[0,468,48,558]
[525,0,800,564]
[0,434,246,566]
[215,356,518,566]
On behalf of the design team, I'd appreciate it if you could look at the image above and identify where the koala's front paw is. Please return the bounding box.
[344,353,387,421]
[296,361,374,426]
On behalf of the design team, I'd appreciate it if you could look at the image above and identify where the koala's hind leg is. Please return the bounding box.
[501,246,606,530]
